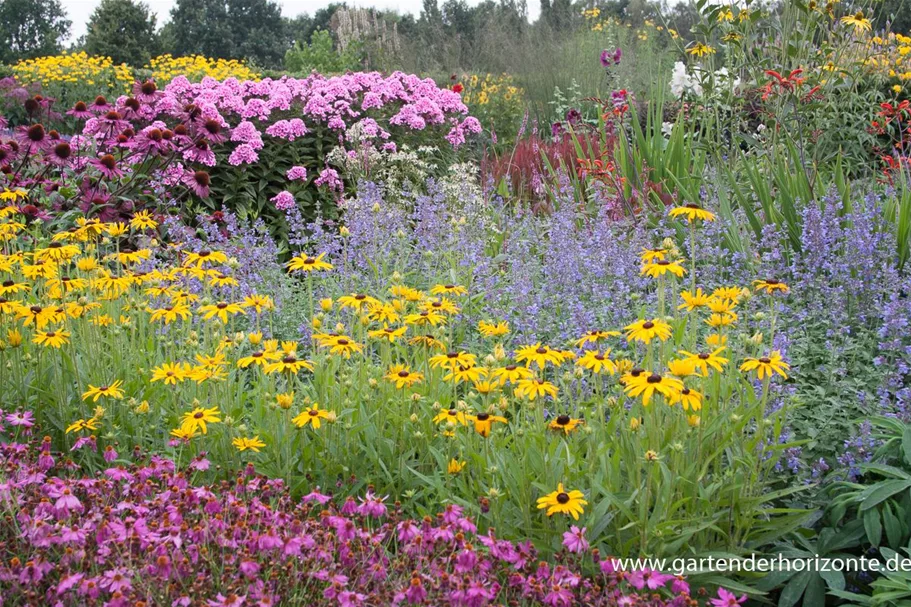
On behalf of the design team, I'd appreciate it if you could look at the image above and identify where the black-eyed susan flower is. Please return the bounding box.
[478,320,510,337]
[384,364,424,388]
[421,298,460,316]
[170,427,200,441]
[148,302,192,324]
[706,313,736,328]
[232,436,266,452]
[669,204,716,222]
[447,459,466,474]
[576,350,617,374]
[368,325,408,342]
[183,249,228,268]
[537,483,587,519]
[365,302,400,323]
[180,406,221,434]
[287,253,334,272]
[150,362,191,384]
[679,348,729,374]
[666,358,698,378]
[678,288,711,311]
[489,364,534,385]
[444,364,488,384]
[66,417,100,433]
[706,333,727,348]
[548,414,584,434]
[264,351,314,374]
[237,349,278,369]
[641,259,687,278]
[15,304,56,329]
[325,335,364,358]
[206,271,239,288]
[337,293,380,311]
[130,210,158,230]
[669,386,703,411]
[408,334,445,349]
[574,330,619,348]
[241,294,274,313]
[0,279,29,296]
[429,351,477,371]
[515,343,564,369]
[712,286,747,301]
[390,285,424,301]
[624,318,672,343]
[686,42,716,57]
[841,11,872,32]
[82,380,125,402]
[753,279,789,294]
[470,412,508,437]
[404,310,446,327]
[740,351,790,380]
[292,404,333,429]
[515,378,558,401]
[433,408,470,426]
[198,301,245,323]
[32,328,71,348]
[34,242,81,263]
[640,248,668,263]
[623,372,683,406]
[472,380,499,395]
[430,284,467,296]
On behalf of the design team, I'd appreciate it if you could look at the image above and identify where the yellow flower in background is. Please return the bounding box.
[687,42,716,57]
[841,11,872,33]
[82,380,125,402]
[679,288,711,311]
[641,260,687,278]
[478,320,510,337]
[576,350,617,375]
[515,378,558,401]
[233,436,266,452]
[537,484,587,519]
[548,414,584,434]
[447,459,466,474]
[753,279,790,294]
[66,417,100,433]
[287,253,333,273]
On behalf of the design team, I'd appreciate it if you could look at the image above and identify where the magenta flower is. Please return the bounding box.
[182,169,211,198]
[562,526,589,554]
[270,190,295,211]
[6,411,34,427]
[627,568,674,590]
[711,588,748,606]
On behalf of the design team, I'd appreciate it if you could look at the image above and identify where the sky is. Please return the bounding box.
[62,0,541,41]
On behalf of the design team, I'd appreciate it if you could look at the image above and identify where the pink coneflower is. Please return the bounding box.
[711,588,748,607]
[561,526,589,554]
[627,568,675,590]
[403,577,427,604]
[67,101,93,119]
[133,79,160,104]
[6,410,34,427]
[118,97,142,120]
[183,169,211,198]
[302,488,332,504]
[201,119,227,144]
[208,593,246,607]
[103,445,118,462]
[131,127,171,156]
[16,123,50,151]
[90,154,124,179]
[46,141,72,166]
[100,568,132,593]
[184,139,216,165]
[90,95,110,113]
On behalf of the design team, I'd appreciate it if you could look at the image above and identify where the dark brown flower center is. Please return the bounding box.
[556,415,570,425]
[642,321,654,329]
[759,357,771,364]
[647,373,662,383]
[556,492,570,504]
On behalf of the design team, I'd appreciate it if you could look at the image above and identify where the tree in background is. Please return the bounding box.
[876,0,911,35]
[0,0,71,63]
[162,0,287,67]
[228,0,287,68]
[84,0,159,66]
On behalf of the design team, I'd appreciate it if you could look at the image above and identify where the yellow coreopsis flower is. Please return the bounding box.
[232,436,266,452]
[82,380,125,402]
[180,406,221,434]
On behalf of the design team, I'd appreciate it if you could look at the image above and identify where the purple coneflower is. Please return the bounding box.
[90,154,124,179]
[183,169,211,198]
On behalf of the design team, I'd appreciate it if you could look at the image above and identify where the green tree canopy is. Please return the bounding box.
[163,0,287,68]
[0,0,71,64]
[84,0,159,66]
